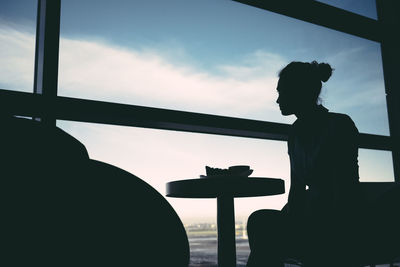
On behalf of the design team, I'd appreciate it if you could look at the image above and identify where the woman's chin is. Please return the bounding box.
[280,109,293,116]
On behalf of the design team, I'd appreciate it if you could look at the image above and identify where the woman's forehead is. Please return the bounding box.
[277,77,292,90]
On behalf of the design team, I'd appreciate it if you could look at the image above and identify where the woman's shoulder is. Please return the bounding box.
[289,109,359,140]
[327,111,352,121]
[327,112,357,127]
[327,112,359,135]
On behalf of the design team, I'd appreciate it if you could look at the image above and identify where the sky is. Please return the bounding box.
[0,0,395,222]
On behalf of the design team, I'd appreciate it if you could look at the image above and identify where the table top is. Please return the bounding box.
[166,177,285,198]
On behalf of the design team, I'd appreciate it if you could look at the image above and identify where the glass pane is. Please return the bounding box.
[0,0,37,92]
[317,0,377,19]
[57,120,290,267]
[359,149,395,182]
[58,0,389,135]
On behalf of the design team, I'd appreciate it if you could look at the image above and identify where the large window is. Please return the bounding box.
[0,0,37,92]
[1,0,398,266]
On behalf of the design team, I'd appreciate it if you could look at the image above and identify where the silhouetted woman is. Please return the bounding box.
[246,61,361,267]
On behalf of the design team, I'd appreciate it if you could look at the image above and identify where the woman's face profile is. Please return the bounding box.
[276,77,298,116]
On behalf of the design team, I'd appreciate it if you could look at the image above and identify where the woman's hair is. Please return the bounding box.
[279,61,333,104]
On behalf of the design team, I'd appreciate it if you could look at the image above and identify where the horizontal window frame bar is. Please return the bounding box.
[232,0,381,43]
[0,89,392,151]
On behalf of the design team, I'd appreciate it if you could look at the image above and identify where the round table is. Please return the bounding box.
[166,177,285,267]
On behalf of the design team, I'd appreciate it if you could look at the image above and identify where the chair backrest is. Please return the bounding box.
[358,182,400,263]
[359,182,400,204]
[1,116,189,266]
[80,159,190,267]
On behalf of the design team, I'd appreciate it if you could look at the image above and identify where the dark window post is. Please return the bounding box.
[33,0,61,125]
[377,0,400,181]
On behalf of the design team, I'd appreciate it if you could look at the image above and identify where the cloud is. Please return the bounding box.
[0,23,293,123]
[0,25,35,91]
[58,37,287,121]
[0,22,290,123]
[217,50,285,80]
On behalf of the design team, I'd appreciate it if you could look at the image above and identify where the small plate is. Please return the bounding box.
[200,169,253,179]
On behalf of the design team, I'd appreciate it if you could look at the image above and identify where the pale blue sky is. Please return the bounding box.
[0,0,395,221]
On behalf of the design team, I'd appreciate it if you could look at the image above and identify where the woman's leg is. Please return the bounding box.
[246,209,286,267]
[301,212,361,267]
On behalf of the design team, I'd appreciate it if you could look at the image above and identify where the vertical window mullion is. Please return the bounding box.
[377,0,400,181]
[33,0,61,126]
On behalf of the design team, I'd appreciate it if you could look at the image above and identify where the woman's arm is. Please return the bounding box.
[330,114,360,210]
[287,166,306,216]
[286,127,306,216]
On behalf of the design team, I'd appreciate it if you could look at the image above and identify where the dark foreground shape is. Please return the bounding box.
[1,115,189,266]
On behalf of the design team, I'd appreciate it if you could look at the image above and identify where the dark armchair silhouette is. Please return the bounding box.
[359,182,400,266]
[1,115,190,266]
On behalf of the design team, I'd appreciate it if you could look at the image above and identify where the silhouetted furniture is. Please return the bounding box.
[166,177,285,267]
[278,182,400,266]
[358,182,400,266]
[1,116,189,266]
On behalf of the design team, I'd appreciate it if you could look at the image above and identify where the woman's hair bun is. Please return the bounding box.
[315,61,333,82]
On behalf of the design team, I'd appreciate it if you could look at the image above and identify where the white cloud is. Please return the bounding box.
[0,25,35,91]
[0,23,291,122]
[217,50,285,80]
[58,36,287,121]
[0,22,292,124]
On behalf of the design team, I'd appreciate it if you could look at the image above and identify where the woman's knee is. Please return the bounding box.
[247,209,282,229]
[247,209,283,242]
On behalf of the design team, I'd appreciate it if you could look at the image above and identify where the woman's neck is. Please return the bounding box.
[295,104,321,119]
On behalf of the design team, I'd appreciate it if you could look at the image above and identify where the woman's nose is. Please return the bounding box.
[276,96,280,104]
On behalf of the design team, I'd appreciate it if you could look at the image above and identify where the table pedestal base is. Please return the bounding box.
[217,196,236,267]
